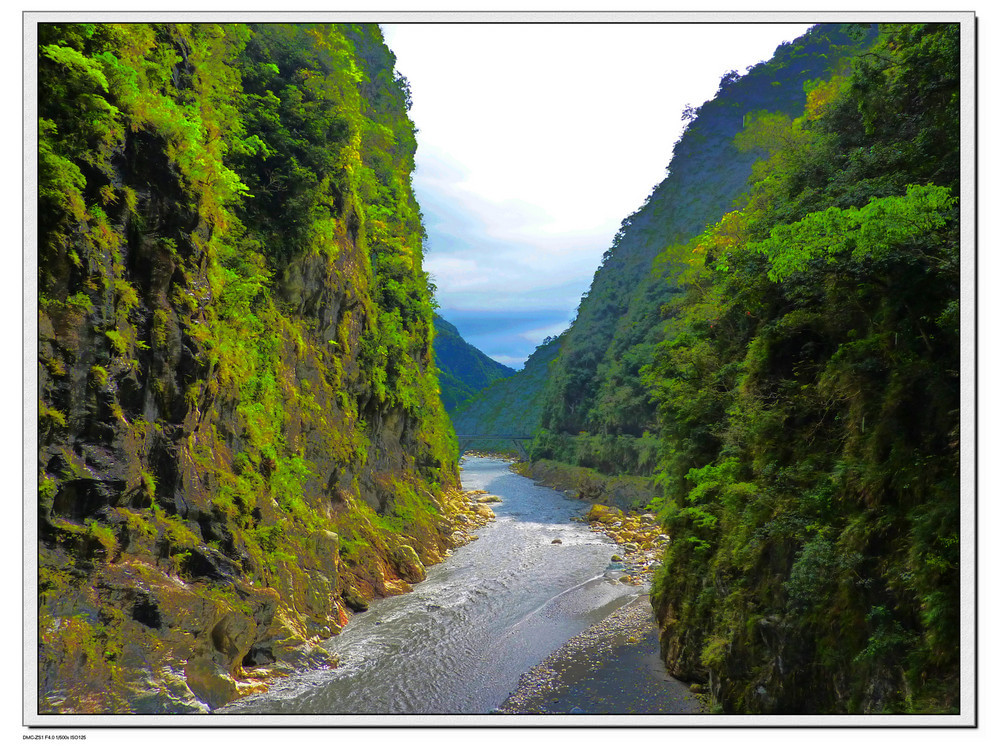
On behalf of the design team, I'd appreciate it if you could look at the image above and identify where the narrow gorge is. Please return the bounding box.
[33,19,966,720]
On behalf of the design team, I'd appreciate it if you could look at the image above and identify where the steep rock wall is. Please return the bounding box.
[37,22,459,713]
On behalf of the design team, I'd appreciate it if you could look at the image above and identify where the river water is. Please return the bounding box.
[220,456,646,715]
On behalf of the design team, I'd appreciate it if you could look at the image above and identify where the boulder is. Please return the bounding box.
[310,530,340,581]
[209,612,256,668]
[184,657,240,710]
[342,587,369,613]
[587,504,623,523]
[391,544,427,584]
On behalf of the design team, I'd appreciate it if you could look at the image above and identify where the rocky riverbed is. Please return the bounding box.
[498,595,703,715]
[494,498,702,716]
[580,503,669,586]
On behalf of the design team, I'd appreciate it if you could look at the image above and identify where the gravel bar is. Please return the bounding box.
[497,594,704,715]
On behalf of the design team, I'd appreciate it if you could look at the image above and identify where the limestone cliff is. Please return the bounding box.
[37,22,460,712]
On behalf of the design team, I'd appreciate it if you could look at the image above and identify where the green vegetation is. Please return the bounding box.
[432,315,515,412]
[37,22,458,712]
[452,332,562,452]
[643,23,960,712]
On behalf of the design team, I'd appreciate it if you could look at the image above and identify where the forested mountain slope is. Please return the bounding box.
[37,22,460,712]
[432,315,515,412]
[532,24,876,475]
[451,333,563,448]
[647,22,961,713]
[517,21,961,714]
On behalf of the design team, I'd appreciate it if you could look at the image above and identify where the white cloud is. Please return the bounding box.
[424,256,486,292]
[519,321,572,346]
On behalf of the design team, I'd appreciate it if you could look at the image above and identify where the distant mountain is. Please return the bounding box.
[451,333,562,447]
[433,315,515,412]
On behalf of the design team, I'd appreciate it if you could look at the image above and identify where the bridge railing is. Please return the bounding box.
[454,435,534,440]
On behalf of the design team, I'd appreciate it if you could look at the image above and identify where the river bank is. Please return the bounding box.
[221,457,657,715]
[184,486,504,712]
[513,459,657,512]
[498,594,703,715]
[495,459,709,716]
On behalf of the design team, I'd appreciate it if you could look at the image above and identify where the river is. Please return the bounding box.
[220,456,655,715]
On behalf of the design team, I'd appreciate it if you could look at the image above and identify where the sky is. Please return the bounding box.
[381,22,814,368]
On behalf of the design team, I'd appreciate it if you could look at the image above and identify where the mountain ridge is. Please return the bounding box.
[432,314,515,413]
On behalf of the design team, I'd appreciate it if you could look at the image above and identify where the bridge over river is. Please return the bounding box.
[455,434,534,460]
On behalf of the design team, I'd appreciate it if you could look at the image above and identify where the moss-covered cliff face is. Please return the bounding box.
[37,22,460,713]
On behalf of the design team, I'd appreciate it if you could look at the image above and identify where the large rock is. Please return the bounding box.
[587,504,624,523]
[342,587,370,612]
[184,657,240,710]
[390,545,426,584]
